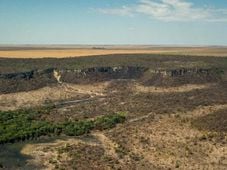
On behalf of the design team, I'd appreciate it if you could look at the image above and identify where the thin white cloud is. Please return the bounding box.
[97,0,227,22]
[97,6,134,17]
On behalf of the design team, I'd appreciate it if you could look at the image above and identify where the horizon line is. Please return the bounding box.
[0,44,227,48]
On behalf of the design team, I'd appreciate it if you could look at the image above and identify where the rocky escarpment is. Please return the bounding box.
[60,66,148,83]
[0,66,147,94]
[0,68,55,80]
[0,68,57,94]
[143,68,225,86]
[0,66,225,94]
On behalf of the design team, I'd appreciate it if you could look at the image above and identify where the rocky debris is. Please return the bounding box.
[53,70,62,83]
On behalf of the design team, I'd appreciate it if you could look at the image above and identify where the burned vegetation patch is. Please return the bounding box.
[192,108,227,133]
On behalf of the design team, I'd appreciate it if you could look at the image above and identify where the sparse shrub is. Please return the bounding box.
[115,144,128,158]
[94,112,126,130]
[140,136,150,145]
[175,160,181,168]
[199,134,208,141]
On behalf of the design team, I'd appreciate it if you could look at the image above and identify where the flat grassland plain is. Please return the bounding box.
[0,46,227,170]
[1,45,227,58]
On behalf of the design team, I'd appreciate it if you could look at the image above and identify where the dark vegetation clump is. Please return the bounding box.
[94,112,126,130]
[192,109,227,133]
[0,107,126,145]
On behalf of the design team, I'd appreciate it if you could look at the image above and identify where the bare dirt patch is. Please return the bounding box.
[20,136,100,169]
[0,83,107,111]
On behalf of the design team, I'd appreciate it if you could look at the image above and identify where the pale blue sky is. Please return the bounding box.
[0,0,227,45]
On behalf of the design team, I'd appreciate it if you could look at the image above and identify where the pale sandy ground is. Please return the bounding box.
[0,83,108,111]
[134,83,214,93]
[3,81,226,169]
[0,47,227,58]
[20,104,227,169]
[123,104,227,169]
[0,82,212,111]
[20,132,119,170]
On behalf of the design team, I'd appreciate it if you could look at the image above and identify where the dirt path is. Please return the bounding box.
[0,83,107,111]
[93,132,119,158]
[129,112,156,123]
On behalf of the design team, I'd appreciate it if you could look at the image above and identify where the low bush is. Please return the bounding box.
[0,108,126,145]
[94,112,126,130]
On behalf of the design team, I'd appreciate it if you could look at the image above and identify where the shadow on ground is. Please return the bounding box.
[0,142,41,169]
[192,108,227,133]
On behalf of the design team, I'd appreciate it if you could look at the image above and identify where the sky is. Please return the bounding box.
[0,0,227,45]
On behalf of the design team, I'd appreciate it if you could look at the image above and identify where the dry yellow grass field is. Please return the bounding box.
[0,47,227,58]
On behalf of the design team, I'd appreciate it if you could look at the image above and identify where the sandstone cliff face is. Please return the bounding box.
[60,66,148,83]
[0,68,57,94]
[0,66,225,94]
[0,68,55,80]
[0,71,35,80]
[0,66,147,94]
[143,68,224,86]
[148,68,224,77]
[169,68,224,77]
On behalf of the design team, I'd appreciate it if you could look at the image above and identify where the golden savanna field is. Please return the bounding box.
[0,46,227,58]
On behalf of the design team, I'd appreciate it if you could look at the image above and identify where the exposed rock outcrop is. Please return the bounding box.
[169,68,224,77]
[60,66,147,83]
[0,66,225,94]
[0,68,57,94]
[143,68,224,86]
[53,70,62,83]
[0,68,55,80]
[0,66,147,94]
[0,70,34,80]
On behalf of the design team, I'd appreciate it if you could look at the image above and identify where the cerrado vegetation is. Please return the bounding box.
[0,106,126,145]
